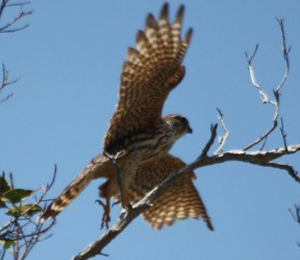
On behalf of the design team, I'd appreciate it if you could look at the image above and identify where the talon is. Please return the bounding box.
[101,212,111,229]
[97,198,111,229]
[112,200,120,207]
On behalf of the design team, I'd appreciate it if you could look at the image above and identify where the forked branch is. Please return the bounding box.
[0,1,33,105]
[71,123,300,259]
[0,63,20,104]
[243,18,291,151]
[0,0,33,33]
[0,167,57,259]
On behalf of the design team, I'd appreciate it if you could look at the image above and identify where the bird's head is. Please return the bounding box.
[164,114,193,139]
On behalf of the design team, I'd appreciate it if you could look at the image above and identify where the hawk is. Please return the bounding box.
[40,4,202,229]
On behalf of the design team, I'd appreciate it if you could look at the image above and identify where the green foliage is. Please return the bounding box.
[0,172,54,259]
[1,189,33,204]
[0,239,14,249]
[0,175,40,219]
[0,176,11,194]
[6,204,42,217]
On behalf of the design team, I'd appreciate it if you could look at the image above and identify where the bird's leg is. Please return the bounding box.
[103,152,126,211]
[114,159,126,211]
[112,189,131,209]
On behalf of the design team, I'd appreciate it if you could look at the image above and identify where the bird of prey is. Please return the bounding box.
[40,3,211,230]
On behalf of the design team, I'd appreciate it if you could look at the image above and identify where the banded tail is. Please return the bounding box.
[39,154,111,221]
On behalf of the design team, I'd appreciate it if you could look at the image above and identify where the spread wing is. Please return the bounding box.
[122,154,214,230]
[103,3,193,152]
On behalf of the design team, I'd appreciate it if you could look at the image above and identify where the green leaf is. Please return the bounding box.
[0,239,14,249]
[4,240,14,249]
[0,176,11,195]
[2,189,33,203]
[6,204,43,217]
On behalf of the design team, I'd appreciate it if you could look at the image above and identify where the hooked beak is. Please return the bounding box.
[187,125,193,134]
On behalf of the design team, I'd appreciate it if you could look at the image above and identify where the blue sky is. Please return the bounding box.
[1,0,300,259]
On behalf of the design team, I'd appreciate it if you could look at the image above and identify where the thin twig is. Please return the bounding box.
[198,124,218,159]
[243,19,290,151]
[0,64,21,104]
[0,0,8,20]
[0,249,5,260]
[280,118,288,151]
[275,18,291,93]
[0,2,33,33]
[214,108,229,155]
[0,166,57,258]
[259,136,268,151]
[289,204,300,223]
[6,2,30,7]
[245,44,275,105]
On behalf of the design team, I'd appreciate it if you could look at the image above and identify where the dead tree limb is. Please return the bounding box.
[0,64,20,104]
[0,0,33,104]
[71,124,300,259]
[289,204,300,247]
[243,18,291,151]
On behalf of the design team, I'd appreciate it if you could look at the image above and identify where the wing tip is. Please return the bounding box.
[207,220,215,231]
[185,28,193,45]
[136,29,145,44]
[146,13,158,29]
[176,4,185,23]
[160,2,169,20]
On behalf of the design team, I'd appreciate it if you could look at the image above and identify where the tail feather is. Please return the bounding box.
[39,171,93,221]
[39,154,111,221]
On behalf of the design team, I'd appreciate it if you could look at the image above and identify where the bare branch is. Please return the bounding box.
[289,204,300,247]
[6,2,31,7]
[0,249,5,260]
[244,119,278,151]
[199,124,218,157]
[214,108,229,155]
[275,18,291,93]
[0,92,13,104]
[259,136,268,151]
[72,121,300,259]
[0,167,57,258]
[243,19,290,151]
[0,64,21,104]
[279,118,288,151]
[245,44,274,105]
[0,1,32,104]
[71,125,219,260]
[289,204,300,223]
[0,0,33,33]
